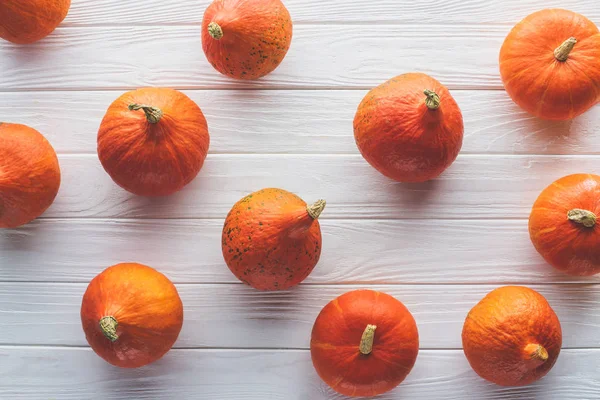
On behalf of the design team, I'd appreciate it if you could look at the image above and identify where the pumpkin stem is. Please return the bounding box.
[128,104,163,124]
[307,200,326,220]
[424,90,441,110]
[554,37,577,62]
[99,316,119,342]
[359,324,377,355]
[208,22,224,40]
[525,343,549,363]
[567,208,596,228]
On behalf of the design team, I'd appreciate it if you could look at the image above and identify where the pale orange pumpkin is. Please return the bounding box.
[0,123,61,228]
[500,9,600,120]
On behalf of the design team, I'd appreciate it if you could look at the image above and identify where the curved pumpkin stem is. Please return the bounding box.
[424,90,441,110]
[554,37,577,62]
[359,324,377,355]
[524,343,548,363]
[307,200,326,220]
[208,22,224,40]
[128,104,163,124]
[567,208,596,228]
[99,316,119,342]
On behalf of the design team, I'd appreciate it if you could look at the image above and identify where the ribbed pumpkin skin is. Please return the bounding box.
[0,0,71,44]
[311,290,419,397]
[354,73,464,183]
[222,188,322,290]
[202,0,293,80]
[0,123,61,228]
[81,263,184,368]
[97,88,210,197]
[500,9,600,120]
[529,174,600,276]
[462,286,562,387]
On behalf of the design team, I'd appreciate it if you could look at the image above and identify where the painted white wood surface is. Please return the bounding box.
[3,90,600,155]
[1,0,600,398]
[1,347,599,400]
[0,283,599,348]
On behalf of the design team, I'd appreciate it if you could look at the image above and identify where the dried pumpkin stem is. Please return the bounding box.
[424,90,441,110]
[307,199,326,220]
[128,104,163,124]
[567,208,596,228]
[99,316,119,342]
[359,324,377,355]
[525,343,549,362]
[554,37,577,62]
[208,22,223,40]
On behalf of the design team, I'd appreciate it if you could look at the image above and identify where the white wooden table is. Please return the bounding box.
[1,1,600,398]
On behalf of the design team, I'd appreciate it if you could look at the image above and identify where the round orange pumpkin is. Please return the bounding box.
[354,73,464,183]
[311,289,419,397]
[0,0,71,44]
[529,173,600,276]
[222,188,324,290]
[97,88,210,197]
[202,0,293,80]
[81,263,184,368]
[0,123,61,228]
[500,9,600,120]
[462,286,562,386]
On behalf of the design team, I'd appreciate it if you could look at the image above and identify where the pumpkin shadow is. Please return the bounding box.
[0,221,47,279]
[388,179,440,207]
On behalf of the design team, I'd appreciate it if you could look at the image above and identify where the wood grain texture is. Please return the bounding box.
[1,218,589,284]
[0,283,598,348]
[64,0,600,25]
[28,154,600,219]
[0,347,598,399]
[0,25,507,90]
[2,90,599,155]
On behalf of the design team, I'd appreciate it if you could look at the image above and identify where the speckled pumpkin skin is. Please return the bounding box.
[222,188,322,290]
[354,73,464,183]
[529,174,600,276]
[0,0,71,44]
[202,0,293,80]
[0,123,61,228]
[311,290,419,397]
[462,286,562,387]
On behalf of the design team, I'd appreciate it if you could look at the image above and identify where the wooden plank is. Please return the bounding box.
[0,219,580,284]
[24,154,600,219]
[0,283,598,349]
[0,347,598,399]
[3,90,599,155]
[64,0,600,25]
[0,25,508,90]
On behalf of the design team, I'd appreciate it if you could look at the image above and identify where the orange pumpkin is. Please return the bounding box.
[202,0,293,80]
[0,0,71,44]
[0,123,61,228]
[500,9,600,120]
[311,290,419,397]
[354,73,464,183]
[97,88,210,197]
[529,174,600,275]
[222,188,324,290]
[81,263,184,368]
[462,286,562,386]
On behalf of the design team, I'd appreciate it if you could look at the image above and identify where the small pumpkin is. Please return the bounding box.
[81,263,184,368]
[222,188,324,290]
[0,0,71,44]
[354,73,464,183]
[97,88,210,197]
[529,173,600,276]
[202,0,293,80]
[311,289,419,397]
[462,286,562,386]
[500,9,600,120]
[0,123,61,228]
